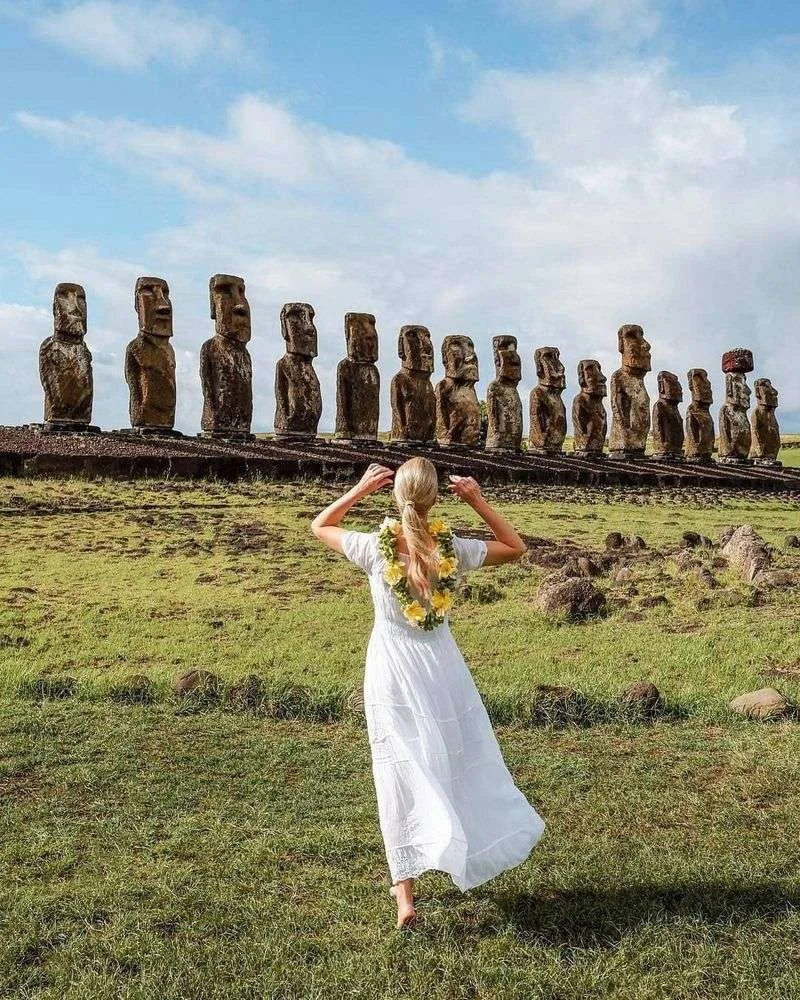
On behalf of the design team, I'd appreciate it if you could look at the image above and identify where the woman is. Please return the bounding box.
[311,456,545,929]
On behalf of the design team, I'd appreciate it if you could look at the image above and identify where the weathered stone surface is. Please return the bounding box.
[436,335,480,447]
[722,348,754,374]
[125,277,176,430]
[785,535,800,549]
[609,324,651,459]
[535,573,606,619]
[620,681,663,716]
[730,687,789,720]
[200,274,253,438]
[529,347,567,454]
[334,313,380,441]
[572,359,608,457]
[274,303,322,440]
[486,335,523,452]
[651,371,684,461]
[390,325,436,444]
[721,524,771,583]
[605,532,647,552]
[39,283,94,430]
[718,372,752,464]
[750,378,781,467]
[684,368,715,463]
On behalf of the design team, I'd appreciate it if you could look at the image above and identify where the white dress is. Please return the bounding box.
[341,528,545,892]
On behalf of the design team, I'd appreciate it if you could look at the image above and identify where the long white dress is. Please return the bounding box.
[341,528,545,892]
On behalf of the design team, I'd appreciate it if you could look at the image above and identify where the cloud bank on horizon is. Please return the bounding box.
[2,0,799,433]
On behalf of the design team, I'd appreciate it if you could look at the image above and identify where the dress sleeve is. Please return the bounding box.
[453,534,488,573]
[340,529,378,574]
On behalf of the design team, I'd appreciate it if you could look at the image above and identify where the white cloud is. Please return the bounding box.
[32,1,245,71]
[424,27,477,77]
[10,59,800,432]
[502,0,661,41]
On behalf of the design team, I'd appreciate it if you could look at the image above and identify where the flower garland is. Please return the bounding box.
[377,516,459,630]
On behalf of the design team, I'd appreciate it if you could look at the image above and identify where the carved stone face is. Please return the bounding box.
[492,335,521,382]
[688,368,713,405]
[535,347,566,390]
[345,313,378,363]
[398,325,434,373]
[210,274,251,344]
[53,283,87,340]
[726,372,751,409]
[442,335,479,382]
[657,370,683,403]
[578,359,607,398]
[135,277,172,339]
[754,378,778,408]
[281,302,317,357]
[618,324,652,375]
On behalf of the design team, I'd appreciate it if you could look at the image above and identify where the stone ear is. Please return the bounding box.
[209,278,216,320]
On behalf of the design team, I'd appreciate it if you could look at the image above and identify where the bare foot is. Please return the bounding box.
[389,882,417,929]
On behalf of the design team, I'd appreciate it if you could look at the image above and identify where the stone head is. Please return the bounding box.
[345,313,378,363]
[577,359,607,398]
[725,372,751,409]
[442,335,479,383]
[53,282,87,340]
[280,302,317,358]
[688,368,713,405]
[398,325,434,374]
[754,377,778,408]
[210,274,251,344]
[657,370,683,403]
[135,276,172,339]
[492,335,521,383]
[534,346,566,390]
[617,324,651,376]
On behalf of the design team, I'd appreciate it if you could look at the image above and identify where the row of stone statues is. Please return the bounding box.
[38,278,782,466]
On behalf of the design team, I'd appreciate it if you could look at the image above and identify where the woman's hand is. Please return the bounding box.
[448,474,482,507]
[354,463,395,497]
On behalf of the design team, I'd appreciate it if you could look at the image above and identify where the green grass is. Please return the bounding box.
[2,478,799,997]
[1,701,799,999]
[1,477,798,719]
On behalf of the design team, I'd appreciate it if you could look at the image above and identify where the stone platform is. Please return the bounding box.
[0,426,798,490]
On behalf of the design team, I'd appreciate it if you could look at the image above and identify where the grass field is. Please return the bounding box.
[1,475,799,998]
[1,477,798,717]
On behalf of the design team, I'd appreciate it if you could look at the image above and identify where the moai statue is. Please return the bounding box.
[200,274,253,439]
[571,360,607,458]
[750,378,781,467]
[651,371,684,462]
[390,325,436,445]
[528,346,567,455]
[334,313,380,443]
[718,349,753,465]
[684,369,715,464]
[39,283,95,432]
[485,335,523,452]
[274,303,322,441]
[435,335,480,447]
[124,277,176,433]
[609,324,651,459]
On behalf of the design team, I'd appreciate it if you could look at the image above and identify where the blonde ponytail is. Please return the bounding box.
[393,457,439,602]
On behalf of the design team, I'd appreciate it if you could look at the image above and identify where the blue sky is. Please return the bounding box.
[1,0,799,432]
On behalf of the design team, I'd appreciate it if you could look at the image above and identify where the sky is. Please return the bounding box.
[1,0,799,433]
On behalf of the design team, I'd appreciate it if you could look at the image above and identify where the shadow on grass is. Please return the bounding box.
[492,881,799,948]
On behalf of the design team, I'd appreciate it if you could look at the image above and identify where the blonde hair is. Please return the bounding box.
[393,456,439,602]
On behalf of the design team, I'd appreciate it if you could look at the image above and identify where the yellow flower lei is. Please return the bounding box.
[377,516,459,630]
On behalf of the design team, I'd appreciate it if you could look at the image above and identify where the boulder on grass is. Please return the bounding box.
[172,669,222,700]
[535,574,607,621]
[729,687,790,721]
[620,681,663,718]
[721,525,771,583]
[226,673,265,710]
[532,685,588,726]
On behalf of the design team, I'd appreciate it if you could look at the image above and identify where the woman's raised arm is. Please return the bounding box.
[310,462,395,554]
[448,474,527,566]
